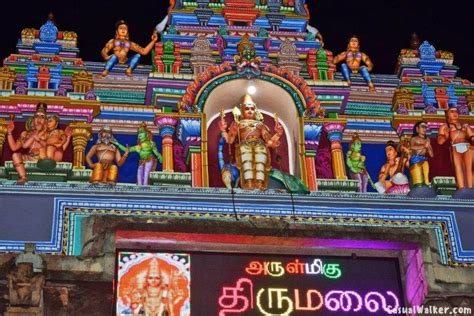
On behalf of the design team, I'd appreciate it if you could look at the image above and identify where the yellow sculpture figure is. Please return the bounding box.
[218,94,284,190]
[101,20,157,77]
[85,126,128,185]
[39,115,72,162]
[437,107,474,189]
[408,121,434,187]
[334,36,375,92]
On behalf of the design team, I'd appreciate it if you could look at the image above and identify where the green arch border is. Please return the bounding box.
[195,72,307,116]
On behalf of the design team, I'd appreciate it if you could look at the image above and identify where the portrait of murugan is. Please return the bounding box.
[116,253,190,316]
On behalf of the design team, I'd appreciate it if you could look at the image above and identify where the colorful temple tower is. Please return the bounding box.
[0,1,473,315]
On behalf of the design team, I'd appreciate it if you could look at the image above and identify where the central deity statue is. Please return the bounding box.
[218,94,283,190]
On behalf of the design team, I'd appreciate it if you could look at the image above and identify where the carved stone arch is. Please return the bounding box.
[195,72,307,116]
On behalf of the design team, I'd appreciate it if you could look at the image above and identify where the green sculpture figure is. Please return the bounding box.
[346,133,368,192]
[112,122,163,186]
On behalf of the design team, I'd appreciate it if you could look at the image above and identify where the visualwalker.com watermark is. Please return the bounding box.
[394,305,472,315]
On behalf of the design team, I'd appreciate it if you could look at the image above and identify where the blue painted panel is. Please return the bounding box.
[0,196,54,243]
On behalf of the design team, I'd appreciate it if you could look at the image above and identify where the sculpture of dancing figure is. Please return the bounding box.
[112,122,163,186]
[218,94,283,190]
[101,20,157,77]
[346,133,369,193]
[85,126,128,185]
[409,121,434,187]
[437,107,473,189]
[334,36,375,92]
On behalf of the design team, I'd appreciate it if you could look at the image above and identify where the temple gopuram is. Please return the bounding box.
[0,1,473,315]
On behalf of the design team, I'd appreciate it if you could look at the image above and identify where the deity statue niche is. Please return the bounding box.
[334,36,375,92]
[218,94,284,190]
[6,103,72,183]
[6,262,45,315]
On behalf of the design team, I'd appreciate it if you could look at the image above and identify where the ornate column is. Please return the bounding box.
[189,147,202,187]
[0,118,7,159]
[177,117,202,187]
[324,121,347,180]
[70,122,92,169]
[467,90,474,112]
[392,88,415,115]
[303,121,323,191]
[155,116,178,172]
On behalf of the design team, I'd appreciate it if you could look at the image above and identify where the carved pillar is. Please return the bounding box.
[304,155,317,191]
[303,122,323,191]
[190,147,202,187]
[70,122,92,169]
[466,90,474,112]
[324,122,347,180]
[155,116,178,172]
[177,117,203,187]
[392,88,415,114]
[0,118,7,159]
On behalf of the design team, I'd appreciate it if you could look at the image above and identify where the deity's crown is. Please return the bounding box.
[115,19,128,30]
[237,94,263,121]
[100,125,112,133]
[350,132,361,145]
[36,102,47,114]
[138,121,149,131]
[240,94,256,108]
[148,258,161,275]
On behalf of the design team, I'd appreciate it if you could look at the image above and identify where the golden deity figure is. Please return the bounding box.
[437,107,473,189]
[141,258,173,316]
[218,94,284,190]
[85,126,128,185]
[101,20,157,77]
[334,36,375,92]
[408,121,434,187]
[39,114,72,162]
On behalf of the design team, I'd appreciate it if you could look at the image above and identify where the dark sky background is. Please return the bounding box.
[0,0,472,79]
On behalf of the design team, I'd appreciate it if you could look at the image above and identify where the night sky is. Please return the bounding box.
[0,0,472,79]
